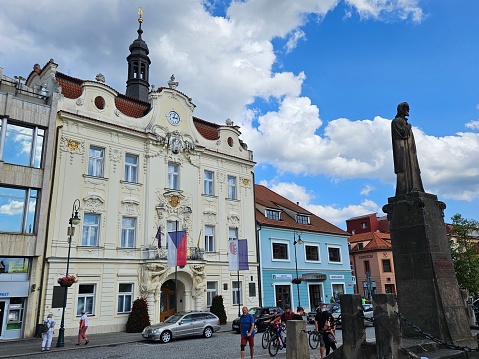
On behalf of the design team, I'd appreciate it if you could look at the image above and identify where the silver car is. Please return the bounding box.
[142,311,221,343]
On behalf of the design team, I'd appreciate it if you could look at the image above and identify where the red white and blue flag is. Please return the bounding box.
[228,239,249,271]
[168,230,187,266]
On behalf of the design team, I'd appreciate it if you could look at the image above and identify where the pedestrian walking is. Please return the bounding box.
[314,303,329,358]
[41,313,56,351]
[240,306,255,359]
[77,310,89,345]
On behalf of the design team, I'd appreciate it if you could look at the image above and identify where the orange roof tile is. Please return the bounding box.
[348,231,390,243]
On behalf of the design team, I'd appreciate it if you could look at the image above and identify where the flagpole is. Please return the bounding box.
[175,220,178,314]
[237,269,240,317]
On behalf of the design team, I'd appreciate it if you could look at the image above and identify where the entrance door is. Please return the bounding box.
[0,301,5,338]
[160,280,176,322]
[274,285,291,309]
[308,284,323,309]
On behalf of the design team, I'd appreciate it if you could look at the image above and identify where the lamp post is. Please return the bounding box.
[293,232,303,307]
[56,199,81,348]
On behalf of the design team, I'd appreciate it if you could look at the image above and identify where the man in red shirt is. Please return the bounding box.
[281,304,295,324]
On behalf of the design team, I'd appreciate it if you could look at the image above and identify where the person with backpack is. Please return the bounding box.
[239,306,255,359]
[41,313,56,351]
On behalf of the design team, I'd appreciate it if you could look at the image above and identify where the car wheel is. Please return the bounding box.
[254,324,258,334]
[160,330,172,343]
[203,326,213,338]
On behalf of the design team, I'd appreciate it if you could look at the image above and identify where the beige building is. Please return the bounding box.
[0,66,59,339]
[17,17,258,337]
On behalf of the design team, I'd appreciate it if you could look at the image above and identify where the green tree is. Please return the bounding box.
[210,295,227,324]
[125,297,151,333]
[449,213,479,298]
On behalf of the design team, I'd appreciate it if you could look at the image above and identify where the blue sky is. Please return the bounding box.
[1,0,478,229]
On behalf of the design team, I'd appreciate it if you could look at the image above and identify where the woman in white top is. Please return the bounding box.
[77,310,89,345]
[41,314,56,351]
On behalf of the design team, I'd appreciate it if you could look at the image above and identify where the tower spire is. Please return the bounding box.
[125,7,151,102]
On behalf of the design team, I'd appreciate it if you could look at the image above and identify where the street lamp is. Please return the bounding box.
[56,199,81,348]
[293,232,303,307]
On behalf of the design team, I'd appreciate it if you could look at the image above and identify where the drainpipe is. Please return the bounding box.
[36,125,62,335]
[251,172,262,306]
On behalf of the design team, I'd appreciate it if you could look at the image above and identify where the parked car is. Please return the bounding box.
[142,311,220,343]
[231,306,284,333]
[472,299,479,325]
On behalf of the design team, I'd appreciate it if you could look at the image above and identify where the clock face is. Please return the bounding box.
[167,111,180,125]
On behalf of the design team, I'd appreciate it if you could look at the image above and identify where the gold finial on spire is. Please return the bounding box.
[138,7,143,23]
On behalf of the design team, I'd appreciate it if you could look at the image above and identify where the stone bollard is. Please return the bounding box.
[286,319,309,359]
[373,294,402,359]
[341,294,366,359]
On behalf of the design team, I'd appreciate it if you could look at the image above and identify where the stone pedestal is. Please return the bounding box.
[383,192,472,344]
[286,320,309,359]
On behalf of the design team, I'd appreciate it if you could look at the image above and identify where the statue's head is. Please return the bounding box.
[397,102,410,117]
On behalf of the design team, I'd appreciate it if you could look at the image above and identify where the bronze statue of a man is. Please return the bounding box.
[391,102,424,196]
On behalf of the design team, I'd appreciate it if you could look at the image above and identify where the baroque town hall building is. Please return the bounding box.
[0,14,257,338]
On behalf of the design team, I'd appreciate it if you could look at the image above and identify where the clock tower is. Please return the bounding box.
[126,8,151,102]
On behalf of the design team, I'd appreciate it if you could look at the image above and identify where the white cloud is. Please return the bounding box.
[465,120,479,130]
[345,0,424,22]
[360,184,374,196]
[284,29,306,53]
[0,201,24,215]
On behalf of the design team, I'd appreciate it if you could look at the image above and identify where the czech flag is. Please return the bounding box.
[228,239,249,271]
[168,230,187,266]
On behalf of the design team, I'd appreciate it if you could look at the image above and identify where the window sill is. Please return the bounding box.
[83,174,109,181]
[120,180,142,186]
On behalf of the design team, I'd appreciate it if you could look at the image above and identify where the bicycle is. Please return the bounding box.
[268,325,286,357]
[262,324,276,349]
[306,329,320,349]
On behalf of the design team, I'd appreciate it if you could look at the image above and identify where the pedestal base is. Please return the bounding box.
[383,191,473,345]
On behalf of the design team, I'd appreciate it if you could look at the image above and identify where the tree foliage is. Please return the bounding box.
[125,297,151,333]
[210,295,227,324]
[449,214,479,298]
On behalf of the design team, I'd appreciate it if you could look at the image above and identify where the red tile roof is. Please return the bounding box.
[54,72,219,140]
[255,184,349,236]
[348,231,390,244]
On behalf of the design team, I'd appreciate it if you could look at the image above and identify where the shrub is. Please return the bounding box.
[126,297,151,333]
[210,295,227,324]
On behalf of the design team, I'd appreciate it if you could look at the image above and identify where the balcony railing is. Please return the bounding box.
[154,247,205,261]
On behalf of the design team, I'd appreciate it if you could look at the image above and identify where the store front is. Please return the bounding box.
[0,257,30,340]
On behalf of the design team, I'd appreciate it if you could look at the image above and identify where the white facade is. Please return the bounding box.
[34,64,258,335]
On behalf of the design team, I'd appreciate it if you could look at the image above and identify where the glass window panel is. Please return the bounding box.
[33,128,45,168]
[124,154,138,183]
[0,187,26,233]
[3,123,33,167]
[227,176,236,200]
[204,170,214,195]
[88,146,104,177]
[82,214,100,246]
[121,217,136,248]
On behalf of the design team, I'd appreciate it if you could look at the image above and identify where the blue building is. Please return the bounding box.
[255,185,353,312]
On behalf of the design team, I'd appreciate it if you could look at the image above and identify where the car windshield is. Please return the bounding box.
[249,308,259,315]
[164,314,183,323]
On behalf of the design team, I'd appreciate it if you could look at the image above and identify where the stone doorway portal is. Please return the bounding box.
[160,280,176,322]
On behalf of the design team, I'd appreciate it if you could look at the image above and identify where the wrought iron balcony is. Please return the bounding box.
[155,246,204,261]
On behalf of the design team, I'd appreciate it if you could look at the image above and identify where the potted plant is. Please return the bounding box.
[292,277,303,285]
[57,274,77,287]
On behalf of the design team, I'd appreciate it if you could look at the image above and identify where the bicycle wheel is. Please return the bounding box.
[262,329,271,349]
[268,334,280,357]
[309,331,319,349]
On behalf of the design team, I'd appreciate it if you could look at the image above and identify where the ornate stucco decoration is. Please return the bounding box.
[121,198,140,216]
[228,212,240,227]
[190,264,206,298]
[83,193,105,213]
[60,136,85,164]
[109,147,122,173]
[151,125,195,156]
[139,263,170,299]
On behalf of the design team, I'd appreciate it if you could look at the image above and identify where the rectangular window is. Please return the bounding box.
[124,154,138,183]
[382,259,392,272]
[361,222,367,229]
[364,260,370,273]
[206,281,218,307]
[88,146,105,177]
[82,213,100,246]
[117,283,133,313]
[265,209,280,220]
[168,162,179,189]
[305,245,319,261]
[0,186,38,234]
[249,283,256,297]
[205,225,215,252]
[232,281,242,306]
[328,246,341,263]
[228,227,238,241]
[1,121,45,168]
[227,175,236,200]
[121,217,136,248]
[272,242,288,260]
[296,215,309,224]
[77,284,95,315]
[385,284,395,294]
[204,170,214,195]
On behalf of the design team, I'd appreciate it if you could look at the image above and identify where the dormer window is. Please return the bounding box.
[296,214,310,225]
[265,209,280,220]
[357,243,364,250]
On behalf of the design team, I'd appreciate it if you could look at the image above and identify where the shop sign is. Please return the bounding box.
[330,275,345,280]
[272,274,293,281]
[302,273,327,281]
[0,281,29,297]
